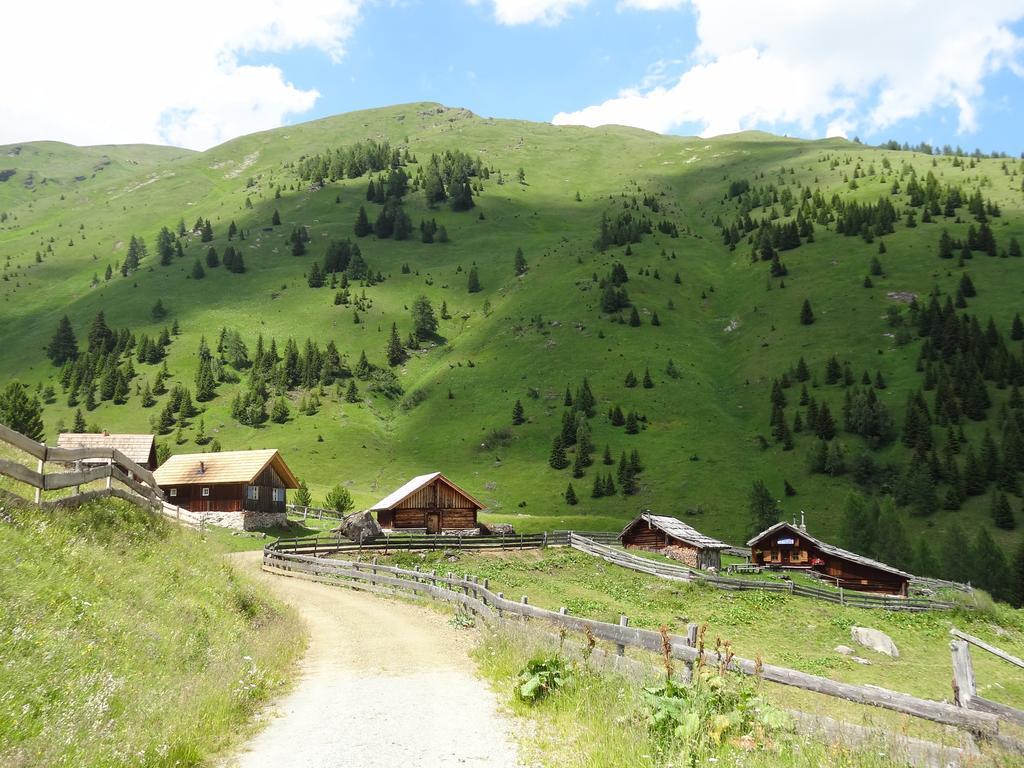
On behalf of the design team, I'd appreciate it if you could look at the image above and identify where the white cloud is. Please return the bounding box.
[617,0,686,10]
[0,0,363,150]
[472,0,589,25]
[553,0,1024,140]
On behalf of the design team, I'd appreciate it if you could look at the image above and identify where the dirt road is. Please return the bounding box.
[224,552,524,768]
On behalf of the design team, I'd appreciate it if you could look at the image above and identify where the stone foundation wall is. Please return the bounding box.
[198,510,287,531]
[242,511,288,531]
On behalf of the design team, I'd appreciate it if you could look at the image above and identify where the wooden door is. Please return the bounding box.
[426,510,441,534]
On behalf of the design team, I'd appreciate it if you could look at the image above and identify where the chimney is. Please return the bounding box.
[199,461,206,475]
[799,511,807,532]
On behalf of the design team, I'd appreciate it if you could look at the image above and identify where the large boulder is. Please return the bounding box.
[331,510,382,543]
[850,626,899,658]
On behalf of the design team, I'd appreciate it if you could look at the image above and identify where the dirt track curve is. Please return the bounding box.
[223,551,524,768]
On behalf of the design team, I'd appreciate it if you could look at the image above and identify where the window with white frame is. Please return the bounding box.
[201,487,210,497]
[247,486,259,501]
[169,488,177,498]
[272,488,284,502]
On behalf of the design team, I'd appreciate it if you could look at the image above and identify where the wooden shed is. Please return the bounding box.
[56,432,157,470]
[153,449,299,530]
[371,472,485,533]
[618,513,729,570]
[747,521,911,595]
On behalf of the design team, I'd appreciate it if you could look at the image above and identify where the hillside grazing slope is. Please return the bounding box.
[1,104,1023,584]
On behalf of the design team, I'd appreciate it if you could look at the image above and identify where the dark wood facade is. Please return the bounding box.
[619,515,726,570]
[374,474,483,532]
[748,523,909,595]
[164,464,288,514]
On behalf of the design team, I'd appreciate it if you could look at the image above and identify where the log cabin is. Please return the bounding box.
[56,432,157,470]
[747,520,911,595]
[371,472,485,533]
[618,513,729,570]
[153,449,299,530]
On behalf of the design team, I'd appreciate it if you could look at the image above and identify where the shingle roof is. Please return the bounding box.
[153,449,299,488]
[370,472,485,511]
[56,433,155,466]
[619,513,730,550]
[746,521,912,579]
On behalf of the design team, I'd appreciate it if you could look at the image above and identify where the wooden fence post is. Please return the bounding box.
[681,623,699,683]
[617,615,629,656]
[951,639,976,708]
[34,457,43,505]
[496,592,504,618]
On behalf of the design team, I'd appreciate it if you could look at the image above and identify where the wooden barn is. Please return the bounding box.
[371,472,485,533]
[56,432,157,470]
[619,513,729,570]
[747,521,911,595]
[153,449,299,530]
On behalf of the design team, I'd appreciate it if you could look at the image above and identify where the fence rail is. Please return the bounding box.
[261,544,1021,742]
[568,534,959,612]
[0,424,167,510]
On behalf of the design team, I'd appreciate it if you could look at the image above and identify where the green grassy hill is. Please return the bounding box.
[1,103,1023,577]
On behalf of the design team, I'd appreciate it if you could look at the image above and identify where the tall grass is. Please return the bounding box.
[0,499,304,767]
[473,625,948,768]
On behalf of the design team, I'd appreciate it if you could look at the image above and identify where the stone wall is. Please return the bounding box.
[242,511,288,531]
[198,510,287,531]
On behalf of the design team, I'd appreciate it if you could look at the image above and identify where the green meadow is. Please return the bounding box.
[2,102,1023,557]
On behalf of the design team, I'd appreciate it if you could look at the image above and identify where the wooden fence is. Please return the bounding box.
[260,544,1023,744]
[951,628,1024,729]
[0,424,164,508]
[568,534,960,612]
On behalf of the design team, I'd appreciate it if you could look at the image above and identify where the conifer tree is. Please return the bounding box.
[271,209,281,226]
[467,266,482,293]
[1013,541,1024,607]
[572,449,586,479]
[0,382,44,440]
[514,247,527,276]
[549,435,569,470]
[271,396,290,423]
[385,323,406,366]
[511,399,525,425]
[748,480,778,536]
[46,315,78,365]
[624,370,637,388]
[602,444,613,465]
[628,307,641,327]
[992,491,1016,530]
[411,296,438,339]
[642,368,654,389]
[603,473,616,496]
[971,526,1011,602]
[624,411,639,434]
[799,299,815,325]
[345,379,360,403]
[565,483,578,505]
[191,259,205,279]
[591,474,604,498]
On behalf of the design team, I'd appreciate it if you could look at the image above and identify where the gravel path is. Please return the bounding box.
[223,552,524,768]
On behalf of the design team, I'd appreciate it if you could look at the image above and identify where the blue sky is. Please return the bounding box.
[3,1,1024,153]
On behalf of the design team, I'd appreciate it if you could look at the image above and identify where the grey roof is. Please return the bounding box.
[56,432,155,466]
[620,513,730,550]
[746,521,912,579]
[369,472,485,512]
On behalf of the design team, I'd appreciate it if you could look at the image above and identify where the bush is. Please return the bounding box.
[516,655,572,703]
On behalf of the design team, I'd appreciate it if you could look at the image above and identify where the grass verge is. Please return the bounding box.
[0,499,305,767]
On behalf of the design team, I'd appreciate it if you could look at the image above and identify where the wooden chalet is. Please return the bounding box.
[747,520,911,595]
[153,449,299,530]
[56,432,157,470]
[371,472,485,533]
[619,513,729,570]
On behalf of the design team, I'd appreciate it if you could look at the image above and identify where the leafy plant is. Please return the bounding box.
[448,609,476,629]
[642,667,790,758]
[515,655,572,703]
